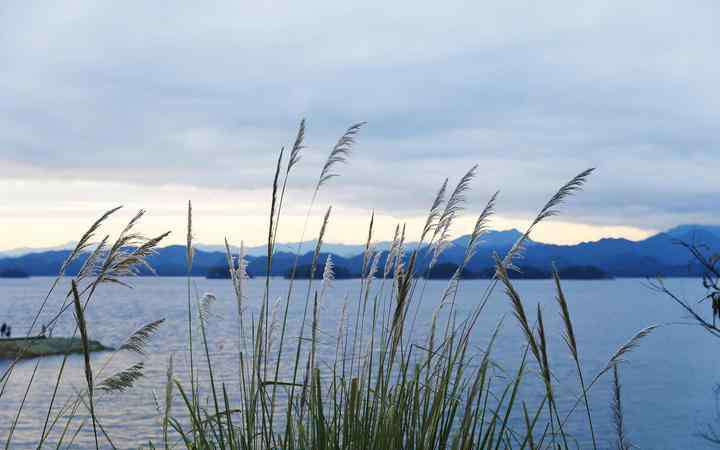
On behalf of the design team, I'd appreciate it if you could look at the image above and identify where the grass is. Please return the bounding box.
[0,120,658,449]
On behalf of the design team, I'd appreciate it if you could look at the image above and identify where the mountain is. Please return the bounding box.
[1,225,718,279]
[665,224,720,239]
[452,229,529,249]
[507,226,720,277]
[0,242,78,259]
[196,240,393,257]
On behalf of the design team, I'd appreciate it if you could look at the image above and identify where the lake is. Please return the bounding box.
[0,276,717,449]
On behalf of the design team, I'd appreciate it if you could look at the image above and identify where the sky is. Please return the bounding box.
[1,1,718,250]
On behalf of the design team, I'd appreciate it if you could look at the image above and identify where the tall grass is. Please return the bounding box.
[0,121,656,449]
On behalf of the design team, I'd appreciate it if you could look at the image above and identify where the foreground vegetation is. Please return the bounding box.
[1,121,662,449]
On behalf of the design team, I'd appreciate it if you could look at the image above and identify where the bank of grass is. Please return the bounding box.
[0,121,654,449]
[0,336,111,359]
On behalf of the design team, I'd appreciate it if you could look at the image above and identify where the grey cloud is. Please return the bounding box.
[0,0,718,231]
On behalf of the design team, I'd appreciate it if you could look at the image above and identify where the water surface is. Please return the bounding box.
[0,277,716,449]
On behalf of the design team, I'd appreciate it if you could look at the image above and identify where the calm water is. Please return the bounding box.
[0,276,717,449]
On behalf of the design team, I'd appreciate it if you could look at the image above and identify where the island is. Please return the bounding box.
[206,266,231,279]
[287,264,354,279]
[556,265,613,280]
[0,336,113,359]
[422,264,611,280]
[206,265,254,279]
[425,263,474,279]
[0,268,30,278]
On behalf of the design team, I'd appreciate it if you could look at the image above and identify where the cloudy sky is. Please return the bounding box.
[0,1,718,250]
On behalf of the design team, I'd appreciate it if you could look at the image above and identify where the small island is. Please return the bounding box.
[206,266,231,279]
[556,265,613,280]
[0,336,113,359]
[287,264,354,279]
[422,263,611,280]
[206,265,254,279]
[425,263,474,279]
[0,268,30,278]
[277,262,612,280]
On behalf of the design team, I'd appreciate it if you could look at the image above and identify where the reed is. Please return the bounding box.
[0,121,659,450]
[611,366,632,450]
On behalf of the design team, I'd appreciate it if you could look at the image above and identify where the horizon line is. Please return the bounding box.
[3,223,717,255]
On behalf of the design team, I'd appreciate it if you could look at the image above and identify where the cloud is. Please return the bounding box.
[0,0,718,248]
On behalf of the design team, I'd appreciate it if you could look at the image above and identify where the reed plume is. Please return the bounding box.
[431,165,478,266]
[163,354,174,450]
[319,254,335,305]
[120,319,165,355]
[611,365,632,450]
[268,296,282,352]
[71,280,99,450]
[316,122,366,191]
[553,266,597,450]
[97,363,145,393]
[420,178,449,244]
[199,293,217,324]
[287,118,306,174]
[502,168,594,270]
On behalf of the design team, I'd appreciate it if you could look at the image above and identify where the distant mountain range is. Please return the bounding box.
[1,225,718,279]
[194,240,393,258]
[0,242,79,258]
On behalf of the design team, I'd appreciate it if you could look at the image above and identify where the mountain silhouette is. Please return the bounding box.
[1,225,718,279]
